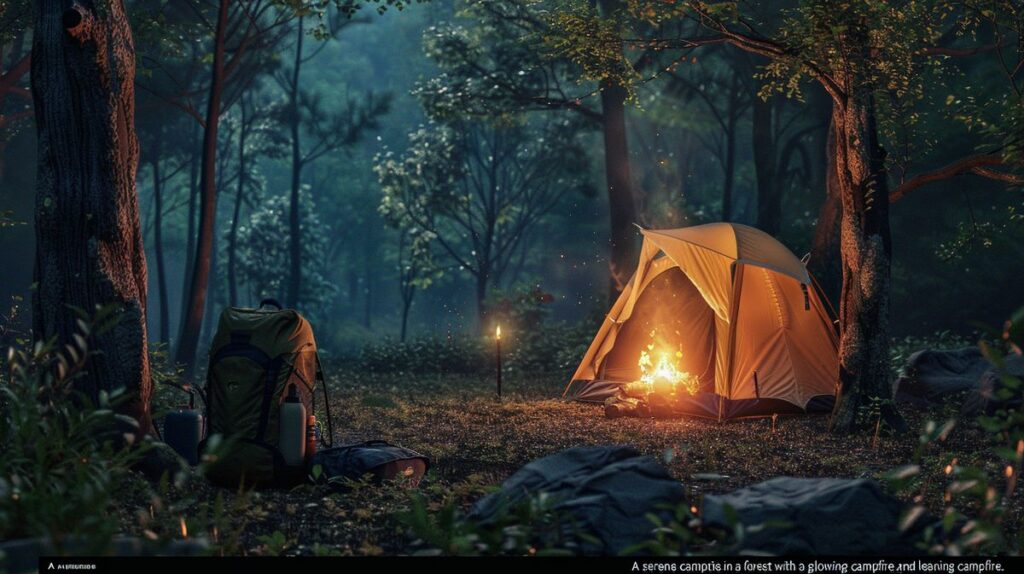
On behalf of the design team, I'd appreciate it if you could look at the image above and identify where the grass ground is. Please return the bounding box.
[116,371,1021,555]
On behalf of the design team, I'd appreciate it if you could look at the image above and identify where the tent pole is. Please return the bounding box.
[721,263,745,422]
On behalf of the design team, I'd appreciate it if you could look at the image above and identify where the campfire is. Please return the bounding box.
[638,345,700,397]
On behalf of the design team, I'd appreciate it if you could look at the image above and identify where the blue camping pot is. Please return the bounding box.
[164,406,204,466]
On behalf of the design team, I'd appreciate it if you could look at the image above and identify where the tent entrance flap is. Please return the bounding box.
[598,267,716,389]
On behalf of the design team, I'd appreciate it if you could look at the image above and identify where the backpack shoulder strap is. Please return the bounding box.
[315,353,335,448]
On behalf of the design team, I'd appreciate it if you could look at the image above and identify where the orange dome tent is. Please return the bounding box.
[564,223,839,420]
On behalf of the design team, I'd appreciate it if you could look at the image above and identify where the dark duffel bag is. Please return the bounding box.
[311,440,429,487]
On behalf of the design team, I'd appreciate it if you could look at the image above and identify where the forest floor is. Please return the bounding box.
[115,371,1021,555]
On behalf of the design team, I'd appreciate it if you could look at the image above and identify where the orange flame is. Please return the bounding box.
[180,516,188,538]
[496,325,501,340]
[639,348,699,396]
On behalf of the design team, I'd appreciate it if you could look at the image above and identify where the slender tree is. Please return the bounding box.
[377,119,591,328]
[417,0,646,301]
[274,13,390,310]
[174,0,296,373]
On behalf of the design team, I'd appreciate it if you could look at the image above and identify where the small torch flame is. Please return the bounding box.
[496,325,501,340]
[180,516,188,538]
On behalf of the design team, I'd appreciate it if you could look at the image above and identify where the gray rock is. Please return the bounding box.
[701,477,924,555]
[894,347,989,404]
[894,347,1024,410]
[470,446,685,555]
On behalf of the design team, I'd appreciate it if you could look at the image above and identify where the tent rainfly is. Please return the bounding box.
[564,223,839,420]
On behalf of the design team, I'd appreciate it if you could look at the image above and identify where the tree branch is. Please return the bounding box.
[890,154,1024,202]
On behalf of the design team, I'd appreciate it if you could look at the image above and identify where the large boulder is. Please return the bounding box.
[894,347,990,405]
[894,347,1024,410]
[469,446,685,554]
[701,477,924,555]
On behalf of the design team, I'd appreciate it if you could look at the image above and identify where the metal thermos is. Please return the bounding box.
[164,408,203,466]
[279,383,306,467]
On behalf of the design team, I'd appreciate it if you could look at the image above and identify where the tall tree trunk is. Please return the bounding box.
[400,290,413,342]
[810,117,842,304]
[175,0,228,374]
[181,120,199,317]
[753,95,780,235]
[286,17,304,310]
[600,84,638,300]
[151,157,169,345]
[362,260,373,330]
[597,0,638,303]
[227,100,246,307]
[201,221,220,345]
[475,271,488,332]
[32,0,151,434]
[829,91,896,434]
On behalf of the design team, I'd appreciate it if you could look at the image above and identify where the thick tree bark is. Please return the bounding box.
[286,17,304,310]
[810,117,842,305]
[175,0,229,374]
[753,95,780,235]
[828,91,896,434]
[31,0,151,434]
[151,156,169,344]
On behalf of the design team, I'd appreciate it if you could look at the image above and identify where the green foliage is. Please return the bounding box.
[376,116,592,316]
[414,0,598,121]
[487,283,600,376]
[0,210,24,229]
[0,315,146,551]
[355,283,598,376]
[255,530,291,555]
[357,336,489,375]
[887,306,1024,554]
[399,489,598,555]
[236,188,335,321]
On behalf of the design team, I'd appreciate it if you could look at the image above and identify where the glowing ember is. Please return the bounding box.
[638,348,699,396]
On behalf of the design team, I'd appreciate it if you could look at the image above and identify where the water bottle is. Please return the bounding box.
[279,383,306,467]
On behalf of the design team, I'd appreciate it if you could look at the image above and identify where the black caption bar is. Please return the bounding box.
[37,556,1021,574]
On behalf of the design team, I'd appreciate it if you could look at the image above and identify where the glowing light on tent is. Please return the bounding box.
[638,348,699,397]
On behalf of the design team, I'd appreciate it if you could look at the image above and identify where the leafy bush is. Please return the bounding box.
[0,314,146,552]
[355,284,599,377]
[887,306,1024,554]
[357,336,489,375]
[400,489,599,555]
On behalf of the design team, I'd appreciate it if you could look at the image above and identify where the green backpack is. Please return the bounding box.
[200,299,333,487]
